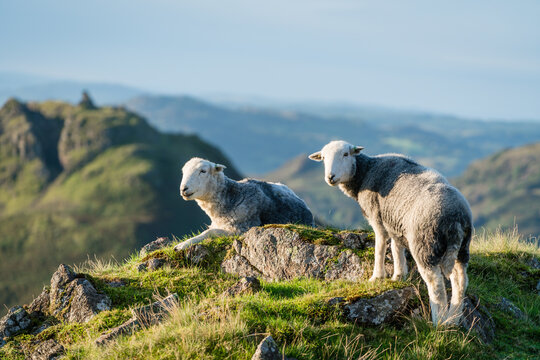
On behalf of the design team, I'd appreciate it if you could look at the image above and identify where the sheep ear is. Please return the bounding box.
[214,163,226,172]
[308,151,323,162]
[351,146,364,155]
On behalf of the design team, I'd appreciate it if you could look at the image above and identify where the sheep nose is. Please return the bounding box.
[328,174,336,182]
[181,186,189,195]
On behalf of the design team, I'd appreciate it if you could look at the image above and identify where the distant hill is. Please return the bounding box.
[126,95,540,177]
[454,143,540,237]
[0,72,147,106]
[0,95,242,308]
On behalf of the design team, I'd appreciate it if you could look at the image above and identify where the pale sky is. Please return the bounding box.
[1,0,539,119]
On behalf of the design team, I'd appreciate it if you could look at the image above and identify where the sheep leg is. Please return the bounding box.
[174,228,231,251]
[390,239,408,281]
[369,227,388,281]
[417,264,448,325]
[446,261,468,325]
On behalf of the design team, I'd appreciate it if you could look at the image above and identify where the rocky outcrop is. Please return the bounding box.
[47,264,111,323]
[251,335,295,360]
[0,306,33,342]
[30,339,64,360]
[496,297,525,320]
[461,295,496,343]
[343,287,414,326]
[222,227,369,282]
[140,237,172,257]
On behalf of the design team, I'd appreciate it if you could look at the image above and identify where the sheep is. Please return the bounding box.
[309,140,472,325]
[174,157,314,251]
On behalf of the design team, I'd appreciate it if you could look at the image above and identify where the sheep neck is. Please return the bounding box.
[338,154,372,199]
[195,176,236,219]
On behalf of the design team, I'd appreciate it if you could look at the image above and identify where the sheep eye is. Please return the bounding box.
[200,169,206,174]
[343,153,348,157]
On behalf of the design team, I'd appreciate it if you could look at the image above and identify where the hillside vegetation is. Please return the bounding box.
[1,226,538,359]
[454,143,540,237]
[126,95,540,177]
[0,96,241,308]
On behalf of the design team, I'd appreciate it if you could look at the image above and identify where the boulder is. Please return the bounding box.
[0,306,33,340]
[344,287,414,326]
[223,227,368,282]
[28,288,50,315]
[30,339,64,360]
[47,264,111,323]
[461,295,495,343]
[137,258,166,272]
[222,254,263,278]
[496,297,525,320]
[252,335,295,360]
[140,237,172,257]
[224,277,261,296]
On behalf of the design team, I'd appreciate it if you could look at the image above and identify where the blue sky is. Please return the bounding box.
[1,0,539,119]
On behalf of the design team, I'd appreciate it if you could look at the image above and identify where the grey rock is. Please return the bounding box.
[140,236,172,257]
[461,295,495,343]
[344,287,414,326]
[31,339,64,360]
[95,317,140,346]
[325,250,366,281]
[49,264,77,308]
[0,306,33,339]
[221,254,263,278]
[186,244,210,265]
[48,264,111,323]
[224,227,368,282]
[252,335,295,360]
[497,297,525,319]
[335,232,371,250]
[224,277,261,296]
[526,256,540,270]
[28,288,51,315]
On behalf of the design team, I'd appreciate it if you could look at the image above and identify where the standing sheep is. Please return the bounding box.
[309,140,472,325]
[174,157,314,251]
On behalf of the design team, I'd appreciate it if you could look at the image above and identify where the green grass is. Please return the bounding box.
[2,226,538,359]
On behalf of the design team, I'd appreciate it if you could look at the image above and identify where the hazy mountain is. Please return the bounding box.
[0,95,241,308]
[454,142,540,237]
[0,72,147,106]
[126,95,540,177]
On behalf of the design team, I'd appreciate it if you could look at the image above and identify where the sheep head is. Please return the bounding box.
[308,140,363,186]
[180,157,226,200]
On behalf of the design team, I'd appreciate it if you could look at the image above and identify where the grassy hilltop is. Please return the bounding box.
[0,96,241,308]
[1,225,538,359]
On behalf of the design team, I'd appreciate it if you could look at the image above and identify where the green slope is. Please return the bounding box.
[0,96,242,308]
[454,143,540,237]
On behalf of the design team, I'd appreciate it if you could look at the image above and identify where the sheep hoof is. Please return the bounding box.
[369,274,385,282]
[391,274,405,281]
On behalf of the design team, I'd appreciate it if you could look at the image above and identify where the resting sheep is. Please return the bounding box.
[309,140,472,325]
[174,157,314,251]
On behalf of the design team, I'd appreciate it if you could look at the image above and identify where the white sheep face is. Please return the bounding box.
[180,158,226,200]
[308,140,363,186]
